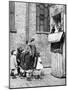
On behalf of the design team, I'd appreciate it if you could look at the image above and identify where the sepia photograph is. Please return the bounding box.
[9,1,66,89]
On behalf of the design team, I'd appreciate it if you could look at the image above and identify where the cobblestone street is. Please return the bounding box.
[10,68,66,88]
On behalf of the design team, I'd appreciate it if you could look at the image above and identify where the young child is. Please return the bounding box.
[10,50,18,79]
[33,56,44,79]
[36,56,43,70]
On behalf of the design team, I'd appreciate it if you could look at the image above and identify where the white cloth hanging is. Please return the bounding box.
[48,32,63,43]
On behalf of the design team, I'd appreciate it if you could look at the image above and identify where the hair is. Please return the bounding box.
[17,47,23,53]
[11,50,15,55]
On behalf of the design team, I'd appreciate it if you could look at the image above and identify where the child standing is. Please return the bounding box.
[36,56,43,70]
[33,56,44,79]
[10,50,17,79]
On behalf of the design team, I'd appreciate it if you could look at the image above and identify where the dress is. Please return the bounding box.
[10,55,17,70]
[36,57,43,70]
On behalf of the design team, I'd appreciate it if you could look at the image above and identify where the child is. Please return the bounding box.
[33,56,44,79]
[36,56,43,70]
[10,50,18,79]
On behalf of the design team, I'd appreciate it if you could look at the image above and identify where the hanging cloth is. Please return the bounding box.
[48,32,63,43]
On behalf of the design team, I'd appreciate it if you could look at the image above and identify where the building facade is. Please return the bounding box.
[9,1,66,77]
[9,2,51,67]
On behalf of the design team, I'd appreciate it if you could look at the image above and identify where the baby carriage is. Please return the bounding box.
[16,45,43,80]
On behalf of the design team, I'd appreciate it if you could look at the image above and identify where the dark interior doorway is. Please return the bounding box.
[53,13,61,25]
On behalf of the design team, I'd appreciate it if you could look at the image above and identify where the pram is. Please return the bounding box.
[16,46,44,80]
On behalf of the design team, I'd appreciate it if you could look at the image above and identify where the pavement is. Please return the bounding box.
[9,68,66,88]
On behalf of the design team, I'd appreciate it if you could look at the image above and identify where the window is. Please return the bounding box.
[36,3,50,34]
[9,1,16,33]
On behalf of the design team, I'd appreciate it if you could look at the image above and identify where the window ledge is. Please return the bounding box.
[36,32,50,35]
[10,30,17,33]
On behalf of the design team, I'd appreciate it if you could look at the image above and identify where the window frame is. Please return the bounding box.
[9,1,17,33]
[36,3,50,34]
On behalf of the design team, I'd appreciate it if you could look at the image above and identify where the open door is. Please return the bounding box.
[49,5,66,77]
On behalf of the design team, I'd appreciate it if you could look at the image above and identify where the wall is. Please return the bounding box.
[29,3,51,67]
[10,2,27,53]
[9,2,51,67]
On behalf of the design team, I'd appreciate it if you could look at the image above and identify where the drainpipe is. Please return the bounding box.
[26,3,30,43]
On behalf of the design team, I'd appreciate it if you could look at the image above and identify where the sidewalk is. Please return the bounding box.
[10,68,66,88]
